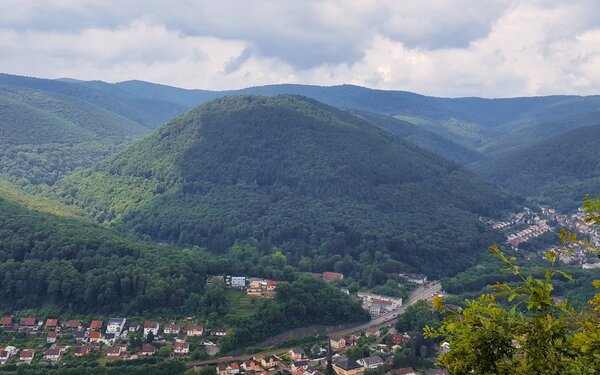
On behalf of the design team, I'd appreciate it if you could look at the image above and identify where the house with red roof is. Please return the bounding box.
[0,316,12,328]
[174,341,190,355]
[141,344,157,356]
[47,331,59,343]
[45,319,59,331]
[143,321,159,338]
[19,317,36,329]
[74,345,92,357]
[89,320,103,330]
[322,272,344,282]
[65,320,82,330]
[186,324,203,336]
[19,349,35,364]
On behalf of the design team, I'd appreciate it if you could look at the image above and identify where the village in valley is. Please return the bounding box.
[488,206,600,267]
[0,271,445,375]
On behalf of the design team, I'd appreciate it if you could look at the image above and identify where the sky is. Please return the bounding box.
[2,0,600,97]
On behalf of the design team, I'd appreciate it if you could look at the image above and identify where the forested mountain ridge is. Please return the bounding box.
[57,95,517,277]
[475,123,600,211]
[0,74,185,186]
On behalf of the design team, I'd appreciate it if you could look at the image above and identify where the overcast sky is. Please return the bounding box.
[2,0,600,97]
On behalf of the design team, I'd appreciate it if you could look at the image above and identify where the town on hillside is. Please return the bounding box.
[488,206,600,267]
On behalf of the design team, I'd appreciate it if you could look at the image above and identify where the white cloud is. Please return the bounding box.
[0,0,599,96]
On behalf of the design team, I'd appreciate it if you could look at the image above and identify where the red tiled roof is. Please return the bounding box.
[322,272,344,281]
[0,317,12,325]
[142,344,156,353]
[47,331,58,338]
[174,342,189,350]
[20,350,34,358]
[45,319,58,327]
[74,346,91,355]
[395,368,415,375]
[89,332,102,339]
[90,320,103,329]
[231,362,240,369]
[20,317,36,326]
[66,320,82,328]
[144,320,156,329]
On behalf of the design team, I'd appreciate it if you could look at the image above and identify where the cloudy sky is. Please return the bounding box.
[2,0,600,97]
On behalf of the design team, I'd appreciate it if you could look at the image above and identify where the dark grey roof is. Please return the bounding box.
[334,357,363,371]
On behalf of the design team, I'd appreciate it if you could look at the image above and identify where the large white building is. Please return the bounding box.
[106,318,126,334]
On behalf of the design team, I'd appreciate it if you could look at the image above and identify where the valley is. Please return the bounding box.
[0,73,599,374]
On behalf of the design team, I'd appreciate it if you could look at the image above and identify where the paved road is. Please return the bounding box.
[326,281,442,337]
[187,281,442,368]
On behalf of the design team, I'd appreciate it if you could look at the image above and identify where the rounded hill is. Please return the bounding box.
[62,95,517,276]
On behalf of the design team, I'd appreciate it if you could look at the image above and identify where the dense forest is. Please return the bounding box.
[55,95,516,278]
[0,179,368,349]
[476,124,600,211]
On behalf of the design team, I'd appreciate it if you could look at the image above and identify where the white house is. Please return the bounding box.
[106,318,126,334]
[174,341,190,355]
[143,321,160,338]
[357,356,384,369]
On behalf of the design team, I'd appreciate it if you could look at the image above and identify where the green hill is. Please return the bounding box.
[476,123,600,211]
[0,179,368,349]
[58,95,516,277]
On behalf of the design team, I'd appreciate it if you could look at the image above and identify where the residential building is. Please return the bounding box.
[74,345,92,357]
[90,320,103,331]
[44,346,67,362]
[106,318,126,334]
[289,347,306,361]
[0,346,16,365]
[247,279,278,299]
[211,327,227,336]
[141,344,157,356]
[0,316,12,328]
[88,331,103,343]
[330,336,346,351]
[47,331,59,343]
[391,334,411,345]
[258,355,279,369]
[186,324,204,336]
[322,272,344,282]
[164,323,180,335]
[45,319,59,331]
[242,360,261,372]
[394,368,416,375]
[332,357,364,375]
[357,356,383,369]
[19,350,35,364]
[103,333,116,345]
[128,322,141,332]
[19,317,36,330]
[174,341,190,355]
[218,363,240,375]
[143,321,160,338]
[66,320,82,330]
[73,330,88,341]
[228,276,247,288]
[399,273,428,285]
[106,344,127,357]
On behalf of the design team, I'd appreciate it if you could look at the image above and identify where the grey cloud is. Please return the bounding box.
[223,47,252,74]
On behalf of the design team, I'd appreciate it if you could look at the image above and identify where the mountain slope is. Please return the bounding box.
[351,110,485,165]
[0,73,187,129]
[58,95,516,277]
[476,123,600,211]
